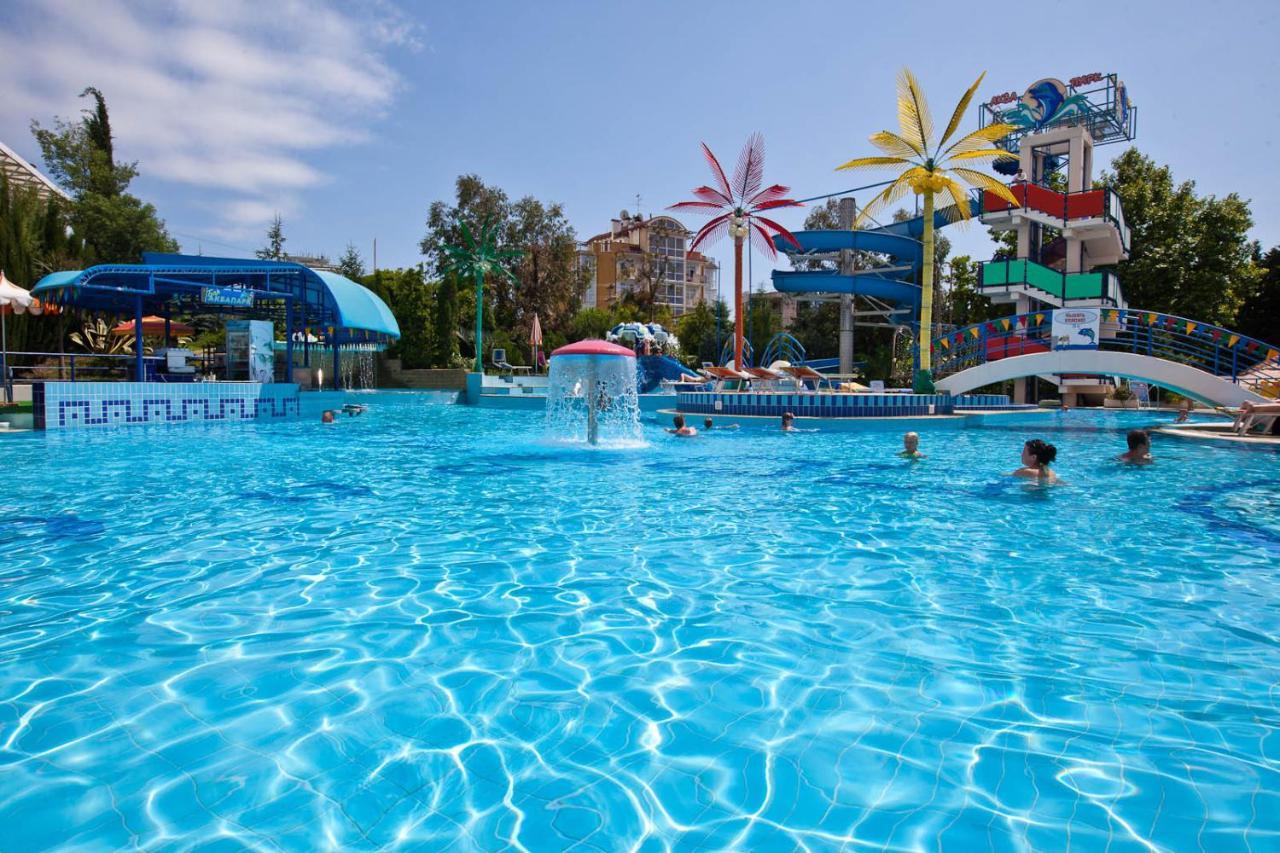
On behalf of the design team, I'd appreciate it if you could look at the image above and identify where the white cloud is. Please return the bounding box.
[0,0,418,234]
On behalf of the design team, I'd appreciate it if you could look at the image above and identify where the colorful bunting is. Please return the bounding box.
[940,338,950,350]
[1186,322,1197,334]
[1268,349,1278,361]
[1211,329,1222,342]
[1228,335,1240,348]
[1034,313,1044,325]
[969,327,981,340]
[1000,318,1011,331]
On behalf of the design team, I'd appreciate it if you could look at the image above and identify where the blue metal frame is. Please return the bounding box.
[32,254,399,389]
[932,309,1279,396]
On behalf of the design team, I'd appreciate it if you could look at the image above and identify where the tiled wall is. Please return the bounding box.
[676,391,955,418]
[33,382,300,430]
[953,394,1022,409]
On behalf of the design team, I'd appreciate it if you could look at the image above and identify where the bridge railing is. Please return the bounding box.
[932,308,1280,397]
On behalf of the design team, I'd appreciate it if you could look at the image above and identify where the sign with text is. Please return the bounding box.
[1051,308,1100,350]
[201,286,253,308]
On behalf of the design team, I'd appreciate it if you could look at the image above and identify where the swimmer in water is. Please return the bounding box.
[1117,429,1153,464]
[666,414,698,437]
[1011,438,1058,483]
[781,412,796,432]
[898,431,926,459]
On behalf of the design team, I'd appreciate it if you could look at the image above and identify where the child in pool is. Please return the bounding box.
[666,414,698,437]
[1117,429,1153,464]
[781,412,796,432]
[898,431,926,459]
[1012,438,1058,483]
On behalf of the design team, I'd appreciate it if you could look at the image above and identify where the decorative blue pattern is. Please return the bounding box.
[676,391,956,418]
[37,382,300,430]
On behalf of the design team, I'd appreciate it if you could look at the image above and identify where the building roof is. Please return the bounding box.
[0,139,72,203]
[32,253,399,342]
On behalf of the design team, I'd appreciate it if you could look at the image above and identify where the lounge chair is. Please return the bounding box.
[702,365,753,391]
[491,348,531,376]
[779,365,827,391]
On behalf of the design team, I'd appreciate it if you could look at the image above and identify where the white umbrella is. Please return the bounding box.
[0,271,40,403]
[529,313,543,372]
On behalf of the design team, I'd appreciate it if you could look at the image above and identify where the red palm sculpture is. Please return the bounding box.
[669,132,802,369]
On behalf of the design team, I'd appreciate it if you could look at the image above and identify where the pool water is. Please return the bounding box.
[2,394,1278,850]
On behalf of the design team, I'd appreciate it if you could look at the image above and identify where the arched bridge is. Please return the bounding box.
[932,308,1279,407]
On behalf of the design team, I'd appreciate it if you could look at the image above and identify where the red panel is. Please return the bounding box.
[1024,183,1063,217]
[1066,189,1104,220]
[987,334,1050,359]
[983,189,1014,213]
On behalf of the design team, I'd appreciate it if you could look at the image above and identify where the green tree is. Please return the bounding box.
[745,292,780,357]
[421,175,584,362]
[941,255,1001,328]
[674,299,716,364]
[568,308,614,342]
[256,214,286,261]
[336,243,365,279]
[1236,246,1280,345]
[30,87,176,263]
[30,87,136,198]
[1097,148,1257,325]
[381,267,434,369]
[433,272,461,367]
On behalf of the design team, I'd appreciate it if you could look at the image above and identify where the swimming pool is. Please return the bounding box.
[2,394,1277,850]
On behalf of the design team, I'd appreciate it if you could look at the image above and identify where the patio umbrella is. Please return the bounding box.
[111,316,194,338]
[0,270,39,403]
[529,313,543,372]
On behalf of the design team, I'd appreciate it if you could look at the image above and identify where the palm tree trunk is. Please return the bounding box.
[733,236,744,370]
[474,270,484,374]
[918,192,935,378]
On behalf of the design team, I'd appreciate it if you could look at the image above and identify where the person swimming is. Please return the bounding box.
[1117,429,1153,464]
[898,431,925,459]
[1012,438,1058,483]
[666,414,698,437]
[321,410,336,424]
[703,417,738,431]
[781,412,796,432]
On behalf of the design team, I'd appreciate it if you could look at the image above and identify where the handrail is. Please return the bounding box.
[978,258,1121,306]
[981,185,1130,252]
[931,308,1280,394]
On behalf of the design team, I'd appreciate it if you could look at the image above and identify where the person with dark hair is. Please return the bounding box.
[1118,429,1153,464]
[1012,438,1058,482]
[703,417,737,431]
[666,414,697,437]
[781,412,797,432]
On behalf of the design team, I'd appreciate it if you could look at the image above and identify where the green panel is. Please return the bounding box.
[1065,272,1102,299]
[1025,261,1064,296]
[981,260,1011,286]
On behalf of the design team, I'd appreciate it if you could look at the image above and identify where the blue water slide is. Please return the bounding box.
[635,354,700,393]
[770,198,980,307]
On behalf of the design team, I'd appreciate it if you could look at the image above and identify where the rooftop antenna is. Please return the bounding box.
[635,193,643,218]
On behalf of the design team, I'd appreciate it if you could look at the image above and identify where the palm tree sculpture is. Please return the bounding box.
[836,69,1018,391]
[441,217,522,373]
[670,133,802,370]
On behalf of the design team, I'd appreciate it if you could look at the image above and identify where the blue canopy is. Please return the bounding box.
[32,253,399,342]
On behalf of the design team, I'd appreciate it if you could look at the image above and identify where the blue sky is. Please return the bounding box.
[2,0,1277,296]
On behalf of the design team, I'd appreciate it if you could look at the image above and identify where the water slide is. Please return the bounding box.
[636,354,700,393]
[770,200,978,309]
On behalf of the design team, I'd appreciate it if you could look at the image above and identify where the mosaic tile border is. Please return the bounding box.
[675,391,955,418]
[35,382,300,430]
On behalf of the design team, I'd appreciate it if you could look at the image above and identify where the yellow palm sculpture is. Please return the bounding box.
[837,69,1018,391]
